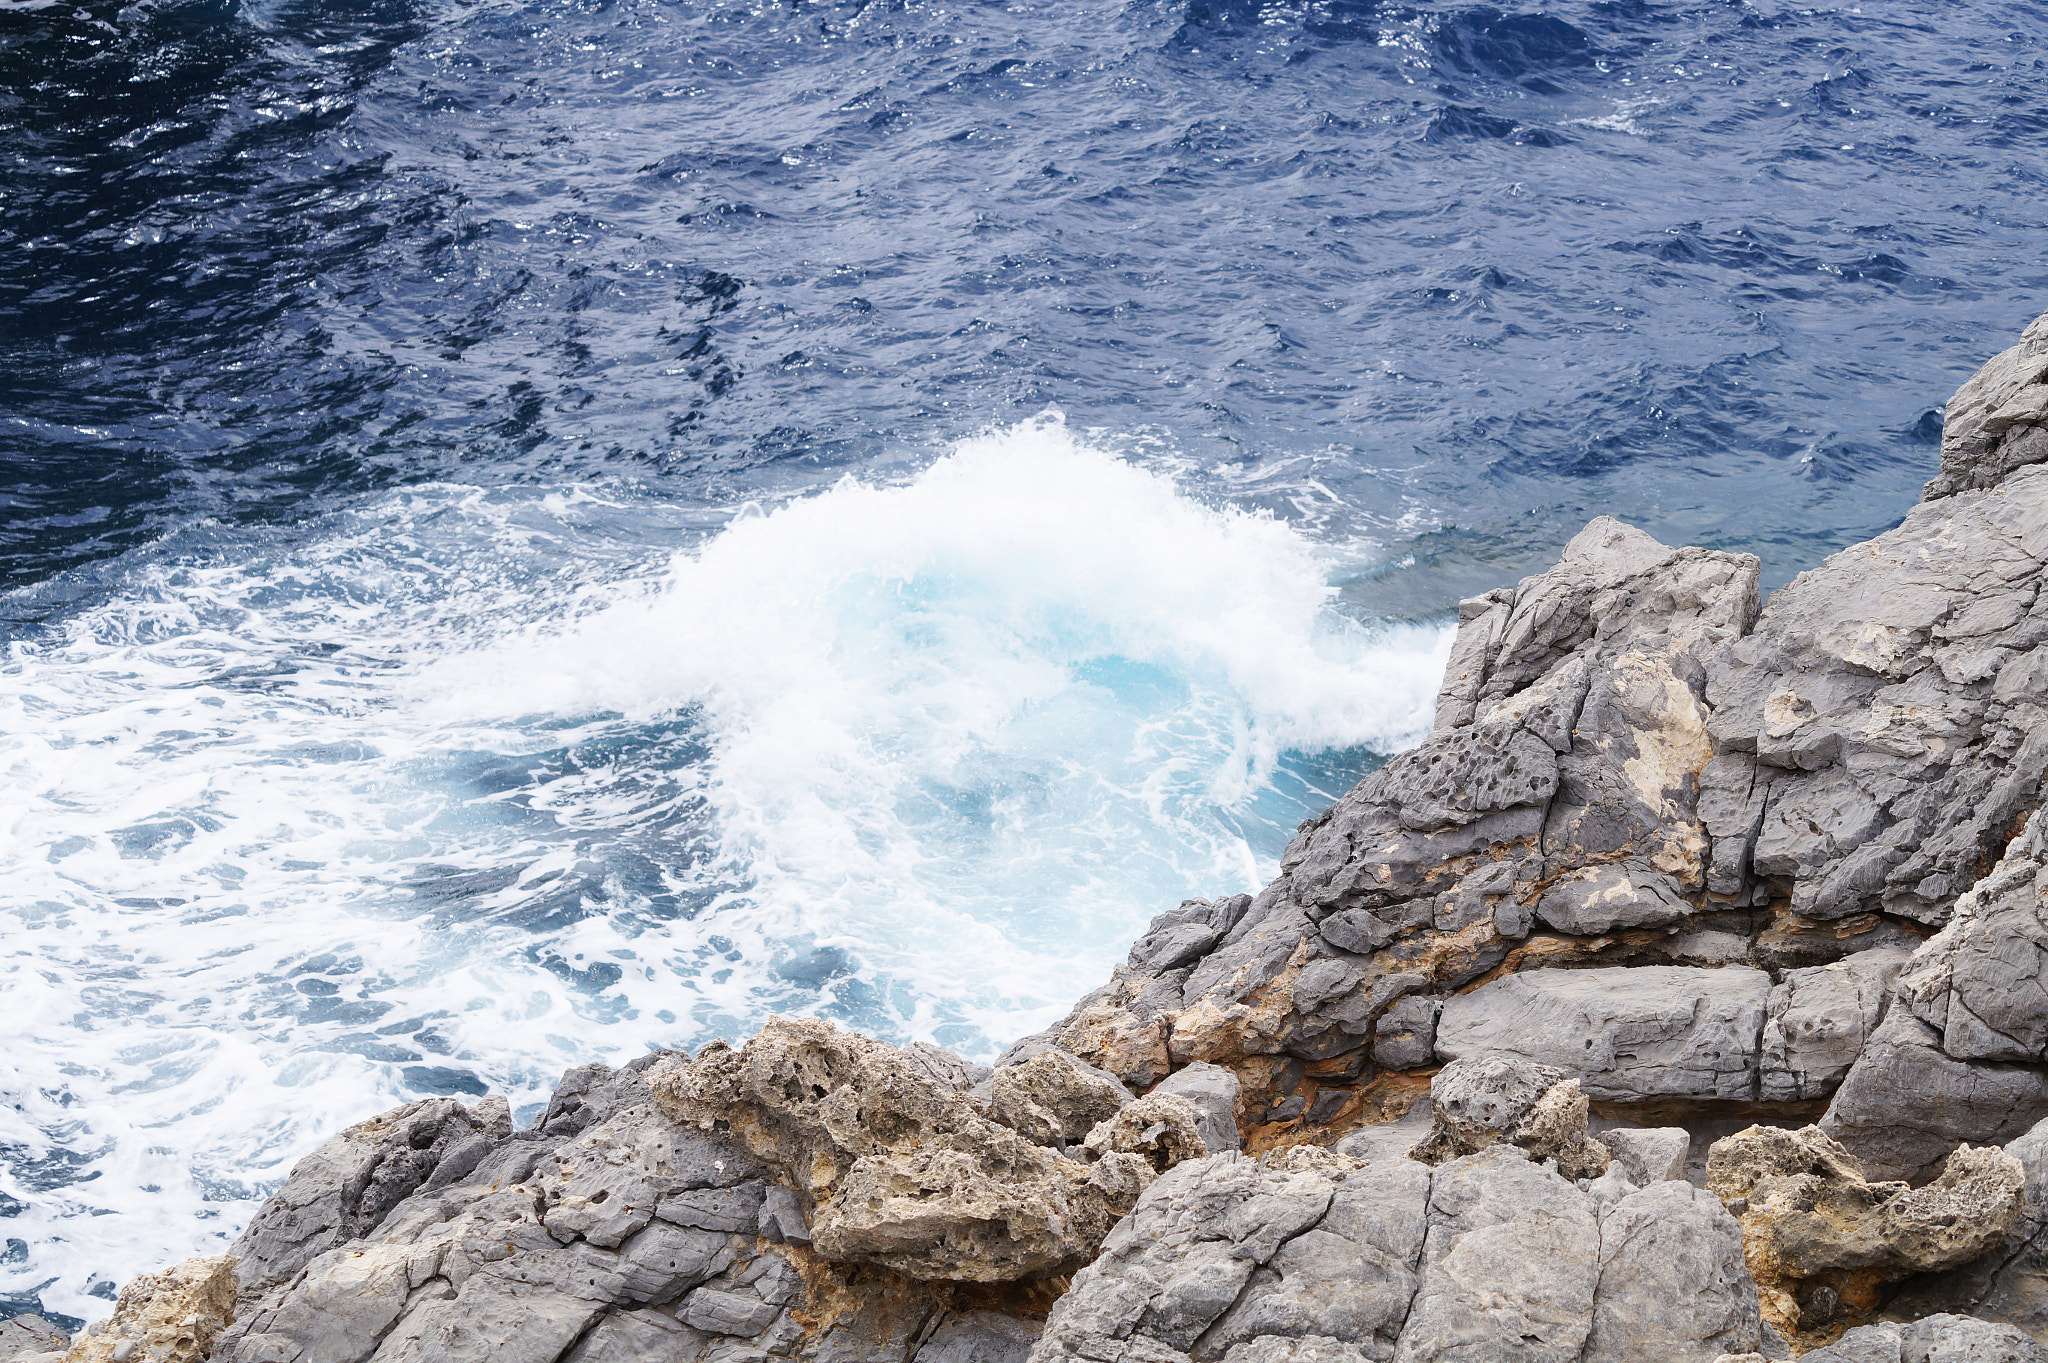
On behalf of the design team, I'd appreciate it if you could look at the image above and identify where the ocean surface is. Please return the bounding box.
[2,0,2043,1324]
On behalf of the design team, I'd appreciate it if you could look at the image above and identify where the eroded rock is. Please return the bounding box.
[62,1254,236,1363]
[1706,1124,2023,1341]
[647,1017,1203,1281]
[1406,1056,1610,1180]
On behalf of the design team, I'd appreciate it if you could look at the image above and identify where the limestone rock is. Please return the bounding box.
[1396,1144,1602,1361]
[0,1317,67,1362]
[1760,950,1910,1103]
[1149,1061,1242,1154]
[1407,1057,1611,1180]
[1584,1181,1762,1363]
[649,1017,1194,1281]
[986,1048,1133,1149]
[63,1254,236,1363]
[1797,1313,2048,1362]
[1435,966,1772,1102]
[1535,861,1690,936]
[1702,457,2048,928]
[1923,306,2048,499]
[228,1095,514,1295]
[1706,1124,2023,1341]
[1595,1126,1690,1187]
[1818,814,2048,1180]
[1032,1149,1429,1363]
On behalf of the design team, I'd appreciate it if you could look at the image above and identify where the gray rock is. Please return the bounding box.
[1821,1009,2048,1184]
[1924,306,2048,499]
[1394,1145,1601,1362]
[915,1313,1042,1363]
[1583,1181,1761,1362]
[1435,966,1772,1103]
[562,1308,710,1363]
[1800,1314,2048,1363]
[228,1094,515,1294]
[758,1185,810,1245]
[1759,948,1911,1102]
[0,1317,67,1361]
[1702,457,2048,927]
[1407,1056,1610,1180]
[1152,1061,1242,1154]
[1594,1127,1690,1187]
[661,1182,769,1234]
[1534,861,1690,935]
[1032,1148,1429,1363]
[1371,996,1438,1073]
[680,1289,783,1338]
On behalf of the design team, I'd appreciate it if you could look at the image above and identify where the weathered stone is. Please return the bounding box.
[1032,1149,1428,1363]
[1396,1145,1601,1362]
[1435,966,1771,1103]
[649,1018,1191,1281]
[1594,1126,1689,1188]
[917,1313,1042,1363]
[1797,1313,2048,1362]
[62,1254,236,1363]
[228,1095,513,1294]
[0,1316,67,1362]
[1535,861,1690,935]
[1706,1124,2023,1343]
[1924,306,2048,499]
[1151,1061,1242,1154]
[1408,1057,1610,1180]
[986,1048,1133,1149]
[1371,996,1437,1073]
[1760,949,1910,1103]
[1584,1181,1762,1362]
[1821,1009,2048,1184]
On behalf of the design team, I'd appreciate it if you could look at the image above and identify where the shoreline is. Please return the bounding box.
[17,305,2048,1363]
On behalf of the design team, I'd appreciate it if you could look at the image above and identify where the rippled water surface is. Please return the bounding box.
[2,0,2044,1323]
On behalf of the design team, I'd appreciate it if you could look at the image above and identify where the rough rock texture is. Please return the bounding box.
[1405,1057,1611,1180]
[647,1017,1208,1282]
[1880,1114,2048,1342]
[1794,1313,2048,1362]
[198,1045,1070,1363]
[1923,307,2048,499]
[1705,1124,2024,1343]
[1824,812,2048,1180]
[1032,1142,1759,1363]
[63,1255,237,1363]
[0,1316,68,1363]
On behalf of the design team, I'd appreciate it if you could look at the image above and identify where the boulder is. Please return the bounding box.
[1435,966,1772,1102]
[649,1017,1199,1281]
[61,1255,236,1363]
[228,1095,514,1295]
[1150,1061,1243,1154]
[1705,1124,2023,1342]
[1406,1056,1611,1180]
[1795,1313,2048,1362]
[1822,816,2048,1180]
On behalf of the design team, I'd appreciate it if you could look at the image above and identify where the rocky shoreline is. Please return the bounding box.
[13,305,2048,1363]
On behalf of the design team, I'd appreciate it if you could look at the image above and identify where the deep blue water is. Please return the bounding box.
[2,0,2044,1324]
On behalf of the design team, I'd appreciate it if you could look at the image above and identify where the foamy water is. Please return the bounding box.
[0,420,1449,1321]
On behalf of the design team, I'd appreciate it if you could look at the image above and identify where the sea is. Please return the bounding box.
[1,0,2043,1325]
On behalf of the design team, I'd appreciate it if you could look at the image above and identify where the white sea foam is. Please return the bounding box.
[0,417,1449,1320]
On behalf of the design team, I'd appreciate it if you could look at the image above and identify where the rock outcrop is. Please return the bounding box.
[37,305,2048,1363]
[1705,1124,2024,1342]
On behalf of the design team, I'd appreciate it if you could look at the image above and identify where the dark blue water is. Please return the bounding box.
[3,0,2045,1326]
[5,0,2044,607]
